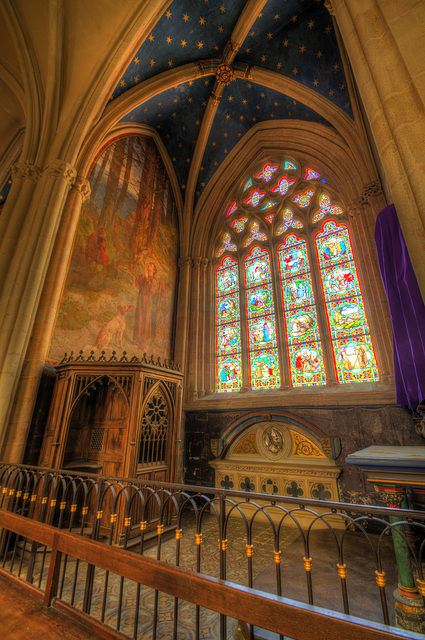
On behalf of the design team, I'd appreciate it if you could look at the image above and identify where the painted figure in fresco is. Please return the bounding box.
[295,348,320,375]
[85,227,109,270]
[326,268,355,295]
[264,426,284,454]
[287,280,308,304]
[95,304,134,349]
[289,313,315,338]
[133,262,159,347]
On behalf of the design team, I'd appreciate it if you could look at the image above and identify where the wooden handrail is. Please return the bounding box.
[0,509,421,640]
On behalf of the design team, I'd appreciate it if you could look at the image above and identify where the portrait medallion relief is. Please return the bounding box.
[256,421,291,460]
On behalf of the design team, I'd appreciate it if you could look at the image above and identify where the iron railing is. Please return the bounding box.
[0,462,424,640]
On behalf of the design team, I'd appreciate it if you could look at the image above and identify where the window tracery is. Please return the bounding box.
[214,158,379,392]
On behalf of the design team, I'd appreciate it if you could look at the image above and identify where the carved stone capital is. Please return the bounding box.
[45,160,77,187]
[178,256,192,269]
[12,161,41,182]
[347,195,367,218]
[374,485,405,507]
[362,180,383,200]
[72,176,91,202]
[193,256,202,269]
[324,0,335,16]
[201,258,209,270]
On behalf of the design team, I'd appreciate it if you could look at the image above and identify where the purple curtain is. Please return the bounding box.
[374,204,425,411]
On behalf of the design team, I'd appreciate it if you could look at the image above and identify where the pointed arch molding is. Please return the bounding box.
[212,411,341,461]
[191,119,369,257]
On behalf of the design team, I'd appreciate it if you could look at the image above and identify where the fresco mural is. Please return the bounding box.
[49,135,179,362]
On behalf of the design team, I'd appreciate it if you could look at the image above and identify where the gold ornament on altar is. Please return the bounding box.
[216,64,235,85]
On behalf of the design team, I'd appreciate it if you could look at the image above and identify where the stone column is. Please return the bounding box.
[0,160,77,451]
[174,257,192,377]
[376,484,425,633]
[330,0,425,301]
[198,258,209,396]
[1,176,90,462]
[189,257,202,400]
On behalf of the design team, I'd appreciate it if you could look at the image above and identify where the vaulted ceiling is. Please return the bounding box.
[109,0,353,210]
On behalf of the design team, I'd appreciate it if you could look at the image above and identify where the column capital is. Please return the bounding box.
[12,161,41,182]
[374,484,405,507]
[45,160,77,187]
[71,176,91,202]
[178,256,192,269]
[362,180,383,200]
[201,258,209,270]
[324,0,335,16]
[347,195,367,218]
[192,256,202,269]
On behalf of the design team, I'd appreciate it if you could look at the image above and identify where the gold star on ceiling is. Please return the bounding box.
[247,84,252,88]
[214,161,218,166]
[212,141,216,146]
[166,36,172,44]
[333,63,340,71]
[283,39,289,47]
[224,131,228,137]
[158,101,162,106]
[225,114,230,119]
[181,184,186,189]
[134,76,139,83]
[130,115,134,120]
[239,115,244,120]
[218,25,223,32]
[292,67,298,75]
[148,34,154,41]
[188,97,193,102]
[120,79,125,87]
[149,59,155,66]
[196,120,200,125]
[274,13,280,20]
[276,62,282,69]
[242,99,247,104]
[258,12,263,18]
[198,42,203,48]
[134,57,139,64]
[166,10,171,19]
[256,104,260,109]
[339,83,346,90]
[308,20,315,29]
[181,40,187,47]
[168,60,173,67]
[313,79,319,86]
[300,45,306,53]
[267,33,273,40]
[260,92,265,98]
[329,89,335,96]
[173,98,178,103]
[245,47,250,53]
[183,13,189,22]
[274,101,278,106]
[325,26,331,34]
[261,55,267,62]
[291,15,297,23]
[237,132,241,137]
[172,112,177,117]
[186,158,190,163]
[199,17,205,25]
[252,117,257,122]
[228,95,233,101]
[250,30,255,37]
[189,80,193,86]
[204,79,209,85]
[202,100,206,106]
[316,50,323,58]
[220,5,225,12]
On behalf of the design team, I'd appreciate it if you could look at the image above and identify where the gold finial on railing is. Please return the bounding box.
[273,550,282,564]
[31,494,37,502]
[246,544,253,557]
[1,487,6,494]
[157,524,164,535]
[175,529,182,540]
[50,499,56,508]
[124,517,131,527]
[72,504,78,513]
[97,510,103,519]
[304,557,312,571]
[195,533,202,545]
[140,521,147,531]
[110,513,117,523]
[23,493,29,500]
[16,491,22,498]
[60,501,66,510]
[42,497,47,504]
[375,570,386,587]
[9,489,15,496]
[220,539,227,551]
[337,563,347,579]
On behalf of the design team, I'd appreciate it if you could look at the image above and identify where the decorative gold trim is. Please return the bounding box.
[140,521,147,531]
[395,601,424,614]
[1,488,6,494]
[9,489,15,496]
[50,499,56,507]
[337,563,347,579]
[416,579,425,596]
[195,533,202,545]
[304,557,312,572]
[42,497,48,504]
[31,495,37,502]
[72,504,79,513]
[375,570,386,587]
[273,550,282,564]
[23,493,29,500]
[60,501,66,510]
[157,524,164,535]
[16,491,22,498]
[97,510,103,519]
[124,517,131,527]
[221,539,228,551]
[175,529,182,540]
[246,544,253,557]
[110,513,117,523]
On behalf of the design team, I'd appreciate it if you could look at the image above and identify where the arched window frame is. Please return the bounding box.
[214,157,380,393]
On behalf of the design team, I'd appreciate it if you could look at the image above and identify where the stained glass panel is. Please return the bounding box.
[216,232,237,257]
[216,257,242,392]
[284,161,297,170]
[245,190,266,207]
[293,190,315,208]
[315,221,379,383]
[278,235,327,387]
[305,168,320,181]
[244,246,280,390]
[258,163,278,182]
[272,177,296,196]
[226,201,237,217]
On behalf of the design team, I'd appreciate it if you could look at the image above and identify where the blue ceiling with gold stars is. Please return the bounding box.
[113,0,353,206]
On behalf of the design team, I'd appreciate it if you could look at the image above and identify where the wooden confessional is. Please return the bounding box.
[38,354,183,538]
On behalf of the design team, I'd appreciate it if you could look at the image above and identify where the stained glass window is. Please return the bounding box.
[278,235,327,387]
[315,221,379,382]
[215,158,378,393]
[216,257,242,392]
[245,246,281,389]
